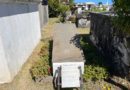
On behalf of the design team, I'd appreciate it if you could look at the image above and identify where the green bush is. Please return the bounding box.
[58,4,70,14]
[113,0,130,35]
[31,57,51,78]
[83,65,109,81]
[48,0,60,17]
[48,0,70,17]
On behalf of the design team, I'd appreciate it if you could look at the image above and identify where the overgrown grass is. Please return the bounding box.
[30,18,56,81]
[30,39,52,80]
[80,36,109,81]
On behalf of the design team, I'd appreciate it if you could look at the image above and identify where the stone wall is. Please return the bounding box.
[76,14,90,28]
[0,2,41,83]
[90,13,130,78]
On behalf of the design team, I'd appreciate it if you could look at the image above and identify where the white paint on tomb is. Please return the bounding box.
[61,65,80,88]
[53,62,84,75]
[52,24,85,88]
[53,62,84,88]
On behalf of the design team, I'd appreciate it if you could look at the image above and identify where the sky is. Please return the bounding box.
[74,0,113,5]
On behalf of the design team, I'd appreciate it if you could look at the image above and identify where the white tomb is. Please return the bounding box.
[52,24,85,88]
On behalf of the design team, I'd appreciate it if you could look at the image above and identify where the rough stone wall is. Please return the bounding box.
[90,13,130,77]
[0,3,41,83]
[76,14,90,28]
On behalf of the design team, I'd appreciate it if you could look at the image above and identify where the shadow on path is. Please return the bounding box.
[70,33,129,90]
[105,78,128,90]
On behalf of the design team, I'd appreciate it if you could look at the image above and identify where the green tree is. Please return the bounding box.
[69,0,74,3]
[58,4,70,14]
[48,0,60,17]
[69,0,74,11]
[48,0,70,17]
[98,2,103,6]
[113,0,130,34]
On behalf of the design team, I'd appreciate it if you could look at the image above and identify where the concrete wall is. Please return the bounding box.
[39,4,49,29]
[0,0,41,3]
[0,2,41,83]
[90,13,130,78]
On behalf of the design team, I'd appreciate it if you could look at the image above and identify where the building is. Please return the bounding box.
[75,2,96,14]
[84,2,96,10]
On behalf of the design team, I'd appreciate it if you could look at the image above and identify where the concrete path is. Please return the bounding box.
[52,23,84,63]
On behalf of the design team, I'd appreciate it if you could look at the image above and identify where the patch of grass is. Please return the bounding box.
[30,39,52,80]
[80,36,109,81]
[31,18,55,80]
[83,65,109,81]
[31,58,51,78]
[30,18,56,80]
[49,18,59,25]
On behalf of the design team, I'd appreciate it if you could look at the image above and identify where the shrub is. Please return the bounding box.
[58,4,70,14]
[113,0,130,35]
[31,58,51,78]
[83,65,109,81]
[48,0,70,17]
[30,40,52,80]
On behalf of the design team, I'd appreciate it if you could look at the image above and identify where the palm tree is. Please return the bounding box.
[98,2,103,6]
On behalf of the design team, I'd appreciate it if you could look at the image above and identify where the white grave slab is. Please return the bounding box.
[53,62,84,88]
[61,65,80,88]
[52,24,85,88]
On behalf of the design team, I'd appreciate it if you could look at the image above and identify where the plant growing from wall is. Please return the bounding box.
[113,0,130,35]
